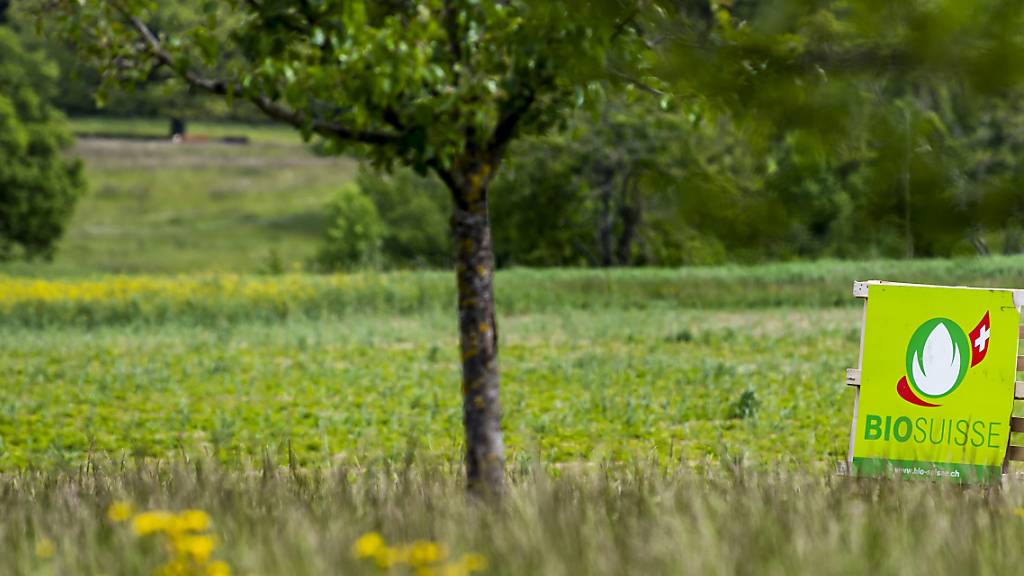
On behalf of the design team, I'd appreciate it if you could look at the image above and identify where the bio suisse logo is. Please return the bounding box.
[896,312,991,407]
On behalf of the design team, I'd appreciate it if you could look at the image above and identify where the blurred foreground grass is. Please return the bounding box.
[4,460,1024,576]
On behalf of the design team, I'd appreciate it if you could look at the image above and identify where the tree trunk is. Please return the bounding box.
[595,165,616,267]
[447,161,504,496]
[615,172,639,266]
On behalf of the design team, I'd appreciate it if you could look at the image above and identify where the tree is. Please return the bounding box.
[0,25,84,260]
[36,0,651,494]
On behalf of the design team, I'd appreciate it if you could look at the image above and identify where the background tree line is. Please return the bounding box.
[318,85,1024,270]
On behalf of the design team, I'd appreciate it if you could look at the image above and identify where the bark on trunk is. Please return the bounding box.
[615,172,639,266]
[448,162,504,496]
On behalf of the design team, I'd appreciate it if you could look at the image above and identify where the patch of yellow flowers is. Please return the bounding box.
[0,274,306,306]
[352,531,487,576]
[0,273,397,307]
[107,501,230,576]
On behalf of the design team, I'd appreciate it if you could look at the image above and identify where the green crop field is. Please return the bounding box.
[0,301,858,469]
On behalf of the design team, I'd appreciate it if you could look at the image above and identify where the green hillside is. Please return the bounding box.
[10,120,356,275]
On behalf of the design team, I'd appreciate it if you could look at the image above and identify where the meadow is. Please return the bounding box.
[9,261,1024,575]
[5,121,355,275]
[7,125,1024,574]
[6,258,1024,470]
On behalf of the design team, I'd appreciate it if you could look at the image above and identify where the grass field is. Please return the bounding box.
[0,304,857,469]
[70,117,305,145]
[6,259,1024,469]
[7,265,1024,574]
[5,122,357,275]
[7,120,1024,574]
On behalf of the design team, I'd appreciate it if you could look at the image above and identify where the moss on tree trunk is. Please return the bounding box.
[448,159,504,496]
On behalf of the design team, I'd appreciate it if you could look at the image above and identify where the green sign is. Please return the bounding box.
[850,283,1019,481]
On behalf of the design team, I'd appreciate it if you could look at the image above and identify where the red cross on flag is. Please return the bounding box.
[969,311,991,367]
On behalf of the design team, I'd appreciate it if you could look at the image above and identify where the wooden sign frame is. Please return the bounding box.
[846,280,1024,476]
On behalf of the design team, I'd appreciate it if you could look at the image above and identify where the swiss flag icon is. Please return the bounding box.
[970,311,991,367]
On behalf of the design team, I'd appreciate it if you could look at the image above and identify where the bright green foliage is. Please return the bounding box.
[0,27,84,260]
[314,183,384,270]
[34,1,648,177]
[12,0,265,122]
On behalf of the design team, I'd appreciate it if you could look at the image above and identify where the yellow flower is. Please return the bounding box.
[132,511,176,536]
[35,537,55,559]
[407,540,445,567]
[175,509,211,532]
[206,560,231,576]
[352,531,385,558]
[107,500,134,523]
[172,534,217,562]
[1014,507,1024,517]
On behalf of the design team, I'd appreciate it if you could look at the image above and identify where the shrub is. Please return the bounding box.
[313,183,384,271]
[0,26,85,260]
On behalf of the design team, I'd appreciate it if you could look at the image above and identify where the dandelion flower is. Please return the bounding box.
[172,534,217,562]
[352,531,385,558]
[408,540,445,566]
[131,511,175,536]
[107,500,134,523]
[176,509,211,532]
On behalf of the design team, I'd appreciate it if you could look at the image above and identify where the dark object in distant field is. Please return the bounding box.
[169,117,186,139]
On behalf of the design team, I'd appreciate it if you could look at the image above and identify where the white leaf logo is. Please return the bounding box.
[906,318,970,398]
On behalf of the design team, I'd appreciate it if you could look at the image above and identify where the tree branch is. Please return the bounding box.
[124,13,402,146]
[486,90,536,164]
[609,69,667,97]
